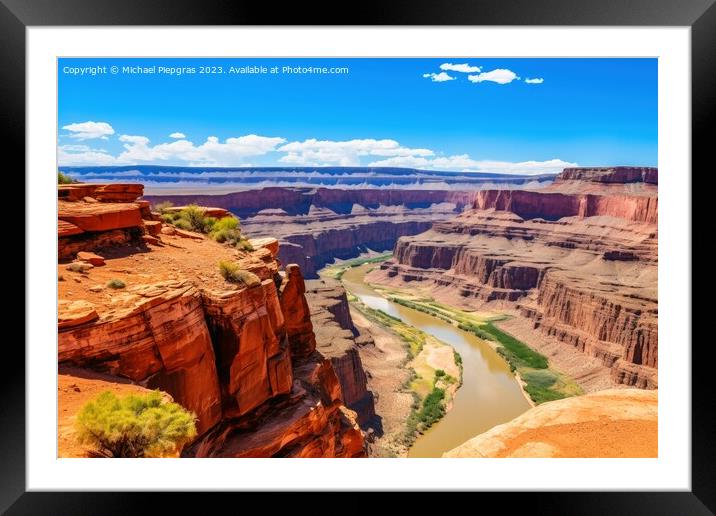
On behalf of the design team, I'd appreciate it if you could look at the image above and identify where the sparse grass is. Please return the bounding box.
[75,390,197,458]
[106,279,126,289]
[218,261,261,287]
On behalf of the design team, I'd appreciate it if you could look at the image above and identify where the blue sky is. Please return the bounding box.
[57,58,657,174]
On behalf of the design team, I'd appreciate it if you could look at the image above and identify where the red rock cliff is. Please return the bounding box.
[370,167,658,389]
[57,185,364,457]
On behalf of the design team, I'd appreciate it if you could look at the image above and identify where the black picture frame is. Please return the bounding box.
[4,0,711,511]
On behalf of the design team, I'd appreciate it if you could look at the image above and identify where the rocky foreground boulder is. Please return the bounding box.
[444,388,657,458]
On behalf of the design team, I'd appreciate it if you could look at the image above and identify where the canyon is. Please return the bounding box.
[57,183,368,457]
[368,167,658,390]
[144,187,483,277]
[57,166,659,459]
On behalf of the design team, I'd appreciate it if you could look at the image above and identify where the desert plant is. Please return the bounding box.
[209,216,242,245]
[106,279,126,289]
[236,238,254,251]
[218,261,261,287]
[179,205,209,232]
[58,171,76,184]
[75,390,197,458]
[152,200,174,214]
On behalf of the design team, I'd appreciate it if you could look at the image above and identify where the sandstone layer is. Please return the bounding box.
[305,278,376,428]
[144,188,481,277]
[443,388,657,458]
[369,167,658,389]
[57,184,366,458]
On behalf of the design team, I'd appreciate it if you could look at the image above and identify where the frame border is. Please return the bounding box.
[5,0,712,511]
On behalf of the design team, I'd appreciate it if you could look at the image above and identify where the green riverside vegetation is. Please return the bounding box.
[380,292,582,405]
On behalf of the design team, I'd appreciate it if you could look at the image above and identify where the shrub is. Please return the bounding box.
[208,216,242,245]
[152,200,174,214]
[218,261,261,287]
[75,390,197,458]
[107,279,126,289]
[179,205,208,232]
[66,262,89,273]
[58,172,75,184]
[434,369,446,378]
[236,238,254,252]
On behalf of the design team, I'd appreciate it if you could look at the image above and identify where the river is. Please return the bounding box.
[339,263,532,458]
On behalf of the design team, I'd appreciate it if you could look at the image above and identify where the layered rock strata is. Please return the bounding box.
[144,188,482,277]
[305,278,376,428]
[369,167,658,389]
[57,184,365,457]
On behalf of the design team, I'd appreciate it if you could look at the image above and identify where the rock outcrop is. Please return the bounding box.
[444,389,657,458]
[144,188,482,277]
[305,278,376,428]
[57,184,365,457]
[369,167,658,389]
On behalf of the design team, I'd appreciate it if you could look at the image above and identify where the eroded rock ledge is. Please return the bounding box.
[57,183,367,458]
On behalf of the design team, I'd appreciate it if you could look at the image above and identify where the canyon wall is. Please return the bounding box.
[57,184,366,458]
[144,187,481,277]
[370,167,658,389]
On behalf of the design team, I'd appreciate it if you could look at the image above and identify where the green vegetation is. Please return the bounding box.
[162,205,255,251]
[321,253,393,280]
[75,390,197,458]
[66,262,88,273]
[218,261,261,287]
[106,279,126,289]
[357,305,425,358]
[371,289,582,405]
[58,171,76,184]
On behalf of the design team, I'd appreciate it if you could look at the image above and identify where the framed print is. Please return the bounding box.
[5,0,712,511]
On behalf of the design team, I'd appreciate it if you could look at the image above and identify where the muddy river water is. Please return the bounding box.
[340,263,531,457]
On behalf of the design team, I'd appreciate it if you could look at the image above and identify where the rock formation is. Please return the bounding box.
[305,278,376,428]
[57,184,365,457]
[369,167,658,389]
[443,388,657,458]
[144,188,482,277]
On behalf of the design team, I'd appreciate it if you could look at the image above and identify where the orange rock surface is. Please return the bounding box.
[444,389,657,458]
[57,184,365,457]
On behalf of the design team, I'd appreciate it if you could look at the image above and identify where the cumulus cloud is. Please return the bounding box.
[118,134,286,166]
[440,63,481,73]
[58,146,120,165]
[368,155,576,175]
[525,78,544,84]
[62,121,115,140]
[467,69,519,84]
[169,132,186,138]
[278,138,434,167]
[422,72,455,82]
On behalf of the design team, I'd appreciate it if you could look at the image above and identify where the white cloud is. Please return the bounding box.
[118,134,286,166]
[119,134,151,145]
[58,146,121,165]
[422,72,455,82]
[369,155,577,175]
[277,138,434,167]
[62,121,115,140]
[169,132,186,139]
[467,69,520,85]
[525,78,544,84]
[440,63,481,73]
